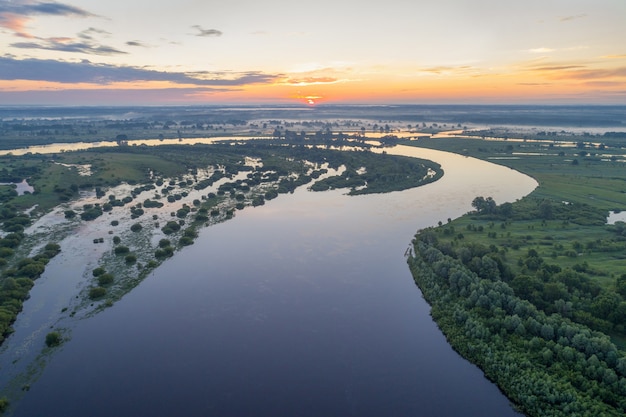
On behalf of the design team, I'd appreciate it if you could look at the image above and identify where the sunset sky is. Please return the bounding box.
[0,0,625,105]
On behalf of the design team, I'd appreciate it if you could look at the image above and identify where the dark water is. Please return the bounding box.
[12,148,535,417]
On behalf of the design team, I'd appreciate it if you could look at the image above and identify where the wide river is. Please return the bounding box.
[9,145,537,416]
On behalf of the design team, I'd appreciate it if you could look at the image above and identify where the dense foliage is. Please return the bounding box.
[409,199,626,416]
[0,243,60,344]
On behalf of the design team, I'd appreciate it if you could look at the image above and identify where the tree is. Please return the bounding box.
[472,196,496,214]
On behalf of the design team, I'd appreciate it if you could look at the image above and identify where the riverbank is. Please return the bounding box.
[405,133,626,416]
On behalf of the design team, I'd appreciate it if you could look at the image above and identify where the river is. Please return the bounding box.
[6,145,537,416]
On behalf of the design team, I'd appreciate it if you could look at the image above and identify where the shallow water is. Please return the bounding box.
[7,147,536,416]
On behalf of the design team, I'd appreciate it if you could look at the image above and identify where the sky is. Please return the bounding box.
[0,0,625,106]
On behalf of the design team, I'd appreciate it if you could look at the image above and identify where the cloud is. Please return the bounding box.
[191,25,223,37]
[602,54,626,59]
[0,1,95,37]
[0,57,281,86]
[526,61,626,81]
[11,38,126,55]
[126,40,149,48]
[560,14,587,22]
[554,67,626,80]
[78,27,111,40]
[417,65,475,76]
[1,2,113,56]
[528,48,555,54]
[285,76,339,86]
[0,87,234,105]
[530,65,586,72]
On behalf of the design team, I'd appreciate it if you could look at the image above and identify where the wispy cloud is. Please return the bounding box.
[285,76,339,86]
[525,61,626,81]
[416,65,476,76]
[530,65,586,72]
[560,14,587,22]
[0,1,95,37]
[0,87,235,105]
[552,67,626,80]
[602,54,626,60]
[0,57,281,86]
[191,25,223,37]
[77,27,111,41]
[126,40,149,48]
[11,38,126,55]
[528,47,555,54]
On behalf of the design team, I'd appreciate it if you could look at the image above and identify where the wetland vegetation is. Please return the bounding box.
[0,133,442,355]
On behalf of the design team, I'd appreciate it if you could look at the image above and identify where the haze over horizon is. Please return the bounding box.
[0,0,625,106]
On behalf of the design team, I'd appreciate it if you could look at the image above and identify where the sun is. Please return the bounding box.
[303,95,322,105]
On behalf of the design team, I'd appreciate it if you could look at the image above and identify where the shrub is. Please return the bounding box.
[130,223,143,232]
[92,267,106,277]
[88,287,106,299]
[161,221,181,235]
[114,245,130,255]
[180,236,194,246]
[45,331,62,347]
[97,273,114,286]
[125,254,137,264]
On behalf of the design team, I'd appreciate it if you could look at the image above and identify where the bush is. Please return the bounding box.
[125,254,137,264]
[180,236,194,246]
[111,220,119,226]
[88,287,106,299]
[161,221,181,235]
[92,267,106,277]
[113,236,121,244]
[114,245,130,255]
[45,331,62,347]
[97,273,114,286]
[130,223,143,232]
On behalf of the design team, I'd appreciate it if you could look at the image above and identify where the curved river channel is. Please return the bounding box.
[6,144,537,416]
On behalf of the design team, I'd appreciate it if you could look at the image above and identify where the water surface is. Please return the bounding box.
[11,148,536,416]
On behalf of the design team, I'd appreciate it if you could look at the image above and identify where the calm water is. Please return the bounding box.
[12,147,536,416]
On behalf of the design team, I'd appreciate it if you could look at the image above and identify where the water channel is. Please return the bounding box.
[4,144,537,416]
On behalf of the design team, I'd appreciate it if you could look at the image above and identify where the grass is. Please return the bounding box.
[407,136,626,210]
